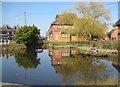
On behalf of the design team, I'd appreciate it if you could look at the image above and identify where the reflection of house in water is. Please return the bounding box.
[48,47,80,66]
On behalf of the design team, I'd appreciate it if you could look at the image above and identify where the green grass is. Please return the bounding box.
[44,40,91,46]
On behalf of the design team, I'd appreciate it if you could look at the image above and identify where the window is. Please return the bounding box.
[50,52,52,55]
[62,53,70,56]
[2,31,7,34]
[62,34,70,38]
[58,25,62,29]
[64,26,67,29]
[60,26,62,28]
[70,26,73,29]
[12,32,14,35]
[50,34,52,37]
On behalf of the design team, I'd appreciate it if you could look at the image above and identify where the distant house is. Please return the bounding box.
[0,25,17,45]
[108,19,120,40]
[100,19,120,40]
[100,34,109,40]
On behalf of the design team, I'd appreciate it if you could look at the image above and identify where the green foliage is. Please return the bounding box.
[74,17,107,39]
[75,2,110,40]
[76,2,110,20]
[56,2,110,40]
[54,57,106,84]
[14,25,40,47]
[14,49,40,69]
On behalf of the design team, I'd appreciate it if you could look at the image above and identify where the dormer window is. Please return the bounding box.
[50,52,52,56]
[64,26,67,29]
[71,26,73,29]
[70,25,73,29]
[58,25,62,29]
[50,34,52,37]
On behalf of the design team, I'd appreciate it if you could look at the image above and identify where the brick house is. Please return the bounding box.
[47,14,88,42]
[47,23,73,42]
[115,19,120,39]
[108,19,120,40]
[100,19,120,40]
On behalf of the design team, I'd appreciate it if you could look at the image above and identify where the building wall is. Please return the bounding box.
[0,27,16,45]
[48,24,89,42]
[48,25,71,42]
[118,26,120,40]
[110,26,119,40]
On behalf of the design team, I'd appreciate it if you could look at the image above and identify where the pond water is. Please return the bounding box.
[1,47,119,85]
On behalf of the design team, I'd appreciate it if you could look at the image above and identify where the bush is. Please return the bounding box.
[14,25,40,48]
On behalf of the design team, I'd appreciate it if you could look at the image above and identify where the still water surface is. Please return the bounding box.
[1,47,119,85]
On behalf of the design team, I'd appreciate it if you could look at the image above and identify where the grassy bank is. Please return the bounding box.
[43,40,90,45]
[2,43,26,51]
[45,40,118,57]
[44,40,118,50]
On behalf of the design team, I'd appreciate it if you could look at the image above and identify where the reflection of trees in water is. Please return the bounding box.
[53,57,108,85]
[49,47,118,85]
[14,49,40,69]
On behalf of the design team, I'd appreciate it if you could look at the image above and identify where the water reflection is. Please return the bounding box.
[48,47,118,85]
[2,50,14,59]
[1,46,118,85]
[14,49,40,69]
[48,47,80,66]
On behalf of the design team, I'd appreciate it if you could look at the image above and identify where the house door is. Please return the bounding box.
[55,35,59,41]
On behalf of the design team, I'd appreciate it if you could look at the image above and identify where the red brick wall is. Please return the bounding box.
[110,26,118,40]
[49,25,70,42]
[118,26,120,40]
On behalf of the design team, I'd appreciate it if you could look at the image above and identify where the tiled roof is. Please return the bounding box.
[0,27,16,32]
[108,29,116,34]
[115,19,120,26]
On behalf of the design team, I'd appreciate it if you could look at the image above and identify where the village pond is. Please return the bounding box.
[1,47,119,85]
